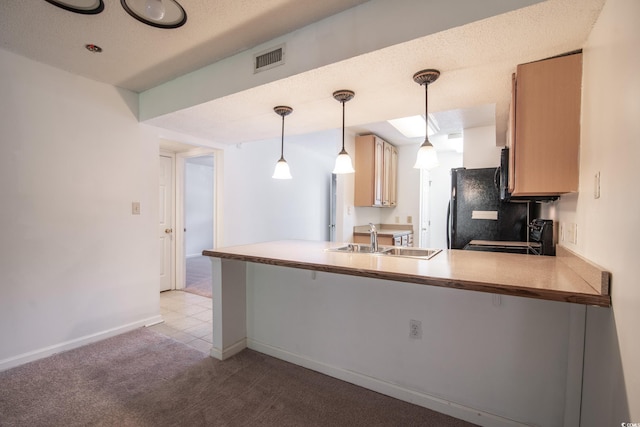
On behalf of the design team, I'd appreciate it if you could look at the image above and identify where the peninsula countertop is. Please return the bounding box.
[203,240,611,307]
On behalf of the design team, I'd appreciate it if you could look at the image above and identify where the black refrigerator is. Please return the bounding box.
[447,167,536,249]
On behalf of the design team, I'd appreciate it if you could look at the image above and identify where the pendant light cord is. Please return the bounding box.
[424,83,429,138]
[280,114,285,160]
[341,100,346,151]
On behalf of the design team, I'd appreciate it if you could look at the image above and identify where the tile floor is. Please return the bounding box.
[148,290,213,354]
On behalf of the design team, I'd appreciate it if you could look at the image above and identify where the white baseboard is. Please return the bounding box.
[0,315,163,372]
[248,339,525,427]
[210,338,247,360]
[145,317,165,327]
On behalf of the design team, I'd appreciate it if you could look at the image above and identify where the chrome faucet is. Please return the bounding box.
[368,223,378,253]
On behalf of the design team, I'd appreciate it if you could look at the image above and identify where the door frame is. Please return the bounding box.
[175,147,223,289]
[418,168,431,248]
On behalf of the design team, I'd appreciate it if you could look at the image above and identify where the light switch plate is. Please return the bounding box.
[594,171,601,199]
[566,223,577,244]
[132,202,141,215]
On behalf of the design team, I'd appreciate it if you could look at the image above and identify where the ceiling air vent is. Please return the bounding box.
[254,44,285,73]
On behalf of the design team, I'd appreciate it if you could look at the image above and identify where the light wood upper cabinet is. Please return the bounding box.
[355,134,398,207]
[509,52,582,196]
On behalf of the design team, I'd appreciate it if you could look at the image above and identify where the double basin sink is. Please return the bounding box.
[326,244,441,260]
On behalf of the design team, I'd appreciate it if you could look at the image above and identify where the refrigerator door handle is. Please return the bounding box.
[494,167,501,192]
[446,200,451,249]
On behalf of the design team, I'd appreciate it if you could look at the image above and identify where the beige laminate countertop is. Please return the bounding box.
[203,240,611,307]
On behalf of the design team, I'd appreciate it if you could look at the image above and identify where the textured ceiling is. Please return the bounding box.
[0,0,605,150]
[146,0,605,148]
[0,0,368,92]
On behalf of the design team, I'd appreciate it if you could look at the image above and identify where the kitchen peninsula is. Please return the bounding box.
[204,240,609,306]
[203,240,610,426]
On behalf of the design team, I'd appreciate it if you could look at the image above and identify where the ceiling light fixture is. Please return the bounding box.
[332,90,355,174]
[413,69,440,170]
[272,106,293,180]
[120,0,187,29]
[44,0,104,14]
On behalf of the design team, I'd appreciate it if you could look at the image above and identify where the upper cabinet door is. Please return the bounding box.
[374,137,384,206]
[512,52,582,196]
[354,134,398,207]
[389,145,398,207]
[382,141,392,206]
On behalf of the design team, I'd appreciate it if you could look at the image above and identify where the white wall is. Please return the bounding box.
[463,125,501,168]
[246,264,585,426]
[555,0,640,421]
[185,157,214,256]
[0,49,159,369]
[221,129,337,246]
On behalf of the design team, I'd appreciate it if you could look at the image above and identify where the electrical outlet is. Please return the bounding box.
[409,319,422,339]
[132,202,141,215]
[492,295,502,307]
[395,216,400,223]
[407,216,412,224]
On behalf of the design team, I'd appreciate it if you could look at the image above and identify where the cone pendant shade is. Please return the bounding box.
[272,158,292,179]
[333,149,355,174]
[414,141,439,169]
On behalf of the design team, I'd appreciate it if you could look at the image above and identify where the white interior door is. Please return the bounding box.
[159,155,174,292]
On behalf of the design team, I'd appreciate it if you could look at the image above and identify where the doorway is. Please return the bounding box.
[158,140,220,296]
[183,155,215,298]
[419,151,463,249]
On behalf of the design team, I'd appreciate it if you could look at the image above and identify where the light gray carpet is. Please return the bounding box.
[0,328,478,426]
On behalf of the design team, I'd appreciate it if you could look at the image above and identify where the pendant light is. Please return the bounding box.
[332,90,356,174]
[44,0,104,14]
[272,106,293,180]
[121,0,187,28]
[413,69,440,170]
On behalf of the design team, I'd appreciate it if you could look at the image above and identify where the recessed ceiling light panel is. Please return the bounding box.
[388,115,438,138]
[44,0,104,14]
[120,0,187,29]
